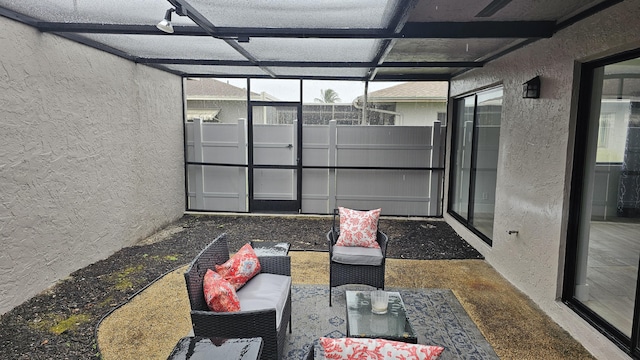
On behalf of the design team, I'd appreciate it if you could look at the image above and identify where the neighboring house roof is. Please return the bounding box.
[186,78,266,100]
[366,82,448,102]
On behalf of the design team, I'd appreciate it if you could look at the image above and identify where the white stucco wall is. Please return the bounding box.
[186,99,247,123]
[396,102,446,126]
[445,2,640,359]
[0,16,185,314]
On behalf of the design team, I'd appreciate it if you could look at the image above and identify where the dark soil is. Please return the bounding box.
[0,214,482,359]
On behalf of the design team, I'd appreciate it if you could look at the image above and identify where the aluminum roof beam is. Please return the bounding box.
[36,21,556,39]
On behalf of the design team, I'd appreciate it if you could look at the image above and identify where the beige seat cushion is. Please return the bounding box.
[237,273,291,328]
[331,245,383,266]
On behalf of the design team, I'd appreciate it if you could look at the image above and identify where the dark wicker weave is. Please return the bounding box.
[304,340,318,360]
[327,210,389,306]
[184,233,292,360]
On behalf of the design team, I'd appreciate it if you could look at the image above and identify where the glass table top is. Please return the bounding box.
[345,291,417,343]
[249,241,291,256]
[167,337,262,360]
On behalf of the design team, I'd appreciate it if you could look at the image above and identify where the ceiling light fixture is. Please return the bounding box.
[157,8,176,34]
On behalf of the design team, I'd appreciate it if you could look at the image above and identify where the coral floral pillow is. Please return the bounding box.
[336,207,381,248]
[215,243,261,290]
[203,269,240,312]
[320,337,444,360]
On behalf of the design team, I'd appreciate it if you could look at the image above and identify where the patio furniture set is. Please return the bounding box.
[169,208,440,359]
[182,233,292,359]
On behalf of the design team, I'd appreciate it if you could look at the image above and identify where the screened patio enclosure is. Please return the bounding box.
[0,0,615,215]
[2,0,637,357]
[185,78,446,215]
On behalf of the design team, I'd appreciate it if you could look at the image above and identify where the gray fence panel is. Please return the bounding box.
[332,123,438,216]
[302,125,330,166]
[201,124,246,164]
[187,120,443,215]
[302,125,331,213]
[187,165,248,211]
[335,169,431,216]
[336,125,433,168]
[186,119,247,211]
[302,169,330,214]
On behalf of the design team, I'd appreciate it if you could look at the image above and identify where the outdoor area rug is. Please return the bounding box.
[286,285,498,360]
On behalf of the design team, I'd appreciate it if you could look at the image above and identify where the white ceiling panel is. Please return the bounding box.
[186,0,401,28]
[0,0,196,26]
[376,67,461,75]
[79,34,247,61]
[162,64,269,77]
[385,38,525,62]
[408,0,608,22]
[0,0,622,80]
[238,38,381,63]
[270,67,370,78]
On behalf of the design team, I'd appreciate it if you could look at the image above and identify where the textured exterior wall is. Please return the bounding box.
[445,1,640,359]
[396,102,445,126]
[0,17,185,314]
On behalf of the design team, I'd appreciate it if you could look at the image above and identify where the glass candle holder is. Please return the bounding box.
[370,290,389,314]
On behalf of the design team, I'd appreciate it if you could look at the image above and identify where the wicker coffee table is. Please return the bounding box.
[345,290,417,343]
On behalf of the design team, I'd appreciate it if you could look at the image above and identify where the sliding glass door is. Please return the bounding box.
[449,87,503,245]
[565,53,640,357]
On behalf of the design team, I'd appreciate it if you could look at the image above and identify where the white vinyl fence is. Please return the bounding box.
[186,119,444,216]
[185,119,248,211]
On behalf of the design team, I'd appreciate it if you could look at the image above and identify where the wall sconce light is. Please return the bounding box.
[157,8,176,34]
[522,76,541,99]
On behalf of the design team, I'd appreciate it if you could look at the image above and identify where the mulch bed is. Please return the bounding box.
[0,214,482,359]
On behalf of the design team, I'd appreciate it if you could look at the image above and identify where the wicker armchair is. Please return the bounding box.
[327,209,389,306]
[184,233,292,360]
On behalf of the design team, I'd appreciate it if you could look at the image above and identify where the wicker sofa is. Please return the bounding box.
[184,233,292,360]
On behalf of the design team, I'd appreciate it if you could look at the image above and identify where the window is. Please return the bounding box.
[597,113,612,149]
[449,87,503,245]
[564,52,640,357]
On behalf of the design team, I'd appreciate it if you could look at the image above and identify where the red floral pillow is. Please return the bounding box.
[203,269,240,312]
[336,207,381,248]
[320,337,444,360]
[215,243,261,290]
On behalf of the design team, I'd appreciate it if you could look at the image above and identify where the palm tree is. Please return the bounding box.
[314,89,341,103]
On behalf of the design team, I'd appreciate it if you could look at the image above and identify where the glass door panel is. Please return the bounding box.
[449,88,502,245]
[470,88,503,239]
[572,56,640,339]
[450,96,474,219]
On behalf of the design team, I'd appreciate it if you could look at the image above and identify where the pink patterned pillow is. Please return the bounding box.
[319,337,444,360]
[203,269,240,312]
[215,243,261,290]
[336,207,381,248]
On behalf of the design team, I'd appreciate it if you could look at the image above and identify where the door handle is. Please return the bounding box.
[287,144,293,149]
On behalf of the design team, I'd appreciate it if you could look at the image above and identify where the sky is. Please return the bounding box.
[221,78,403,103]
